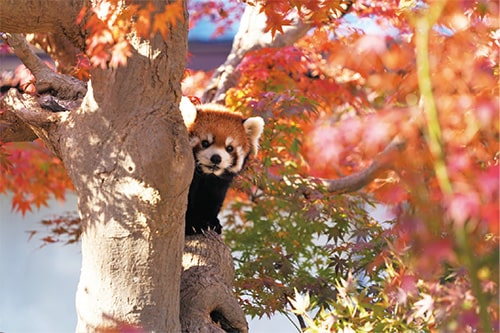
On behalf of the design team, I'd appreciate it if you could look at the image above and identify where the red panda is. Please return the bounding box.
[180,97,264,235]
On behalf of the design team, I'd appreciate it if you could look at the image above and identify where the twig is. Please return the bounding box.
[321,138,406,194]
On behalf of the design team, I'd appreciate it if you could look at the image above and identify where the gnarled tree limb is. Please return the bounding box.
[1,33,87,99]
[181,231,248,333]
[0,33,84,146]
[0,89,65,156]
[26,32,82,75]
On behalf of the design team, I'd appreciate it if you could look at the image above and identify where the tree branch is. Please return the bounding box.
[201,1,353,104]
[1,33,87,99]
[0,33,84,146]
[266,138,407,195]
[321,138,406,194]
[26,33,82,75]
[202,5,311,103]
[0,89,65,156]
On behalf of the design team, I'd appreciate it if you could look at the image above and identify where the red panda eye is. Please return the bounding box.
[201,140,210,148]
[226,145,234,153]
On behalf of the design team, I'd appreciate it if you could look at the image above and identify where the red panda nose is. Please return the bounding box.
[210,154,222,165]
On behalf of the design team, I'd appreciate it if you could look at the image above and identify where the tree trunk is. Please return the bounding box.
[182,231,248,333]
[70,7,191,330]
[72,33,191,331]
[1,0,192,331]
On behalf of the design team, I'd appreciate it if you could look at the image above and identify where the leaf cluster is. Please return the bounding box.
[0,141,73,215]
[77,0,184,68]
[249,0,353,37]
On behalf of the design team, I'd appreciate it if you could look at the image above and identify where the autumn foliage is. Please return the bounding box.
[1,0,498,332]
[77,0,184,68]
[210,0,498,331]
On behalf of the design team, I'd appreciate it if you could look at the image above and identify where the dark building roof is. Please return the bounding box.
[187,41,232,71]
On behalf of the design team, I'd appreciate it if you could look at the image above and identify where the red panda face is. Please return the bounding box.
[182,102,264,177]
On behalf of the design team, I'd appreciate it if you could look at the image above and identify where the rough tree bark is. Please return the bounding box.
[181,231,248,333]
[1,0,192,331]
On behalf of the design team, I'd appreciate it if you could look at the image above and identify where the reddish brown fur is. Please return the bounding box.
[188,108,251,153]
[183,102,264,235]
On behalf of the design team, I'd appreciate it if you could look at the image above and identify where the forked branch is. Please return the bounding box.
[0,89,65,156]
[1,33,86,99]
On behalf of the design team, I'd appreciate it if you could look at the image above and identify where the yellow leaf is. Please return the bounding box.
[288,288,310,315]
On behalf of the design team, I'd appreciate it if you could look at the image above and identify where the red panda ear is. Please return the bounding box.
[243,116,264,156]
[180,96,197,128]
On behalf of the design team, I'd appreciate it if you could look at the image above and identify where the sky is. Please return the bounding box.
[188,16,239,41]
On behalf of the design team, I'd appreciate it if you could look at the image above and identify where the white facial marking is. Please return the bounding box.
[189,136,200,147]
[197,146,233,176]
[207,133,214,142]
[228,146,246,174]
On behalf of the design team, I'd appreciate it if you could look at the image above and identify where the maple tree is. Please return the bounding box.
[1,0,499,332]
[188,0,499,331]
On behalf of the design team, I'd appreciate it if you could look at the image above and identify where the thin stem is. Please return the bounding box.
[282,311,303,332]
[414,0,452,195]
[455,224,493,332]
[415,2,493,331]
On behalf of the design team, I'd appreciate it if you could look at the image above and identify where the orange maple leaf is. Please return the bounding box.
[135,3,156,38]
[152,0,184,40]
[12,194,32,216]
[109,40,131,68]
